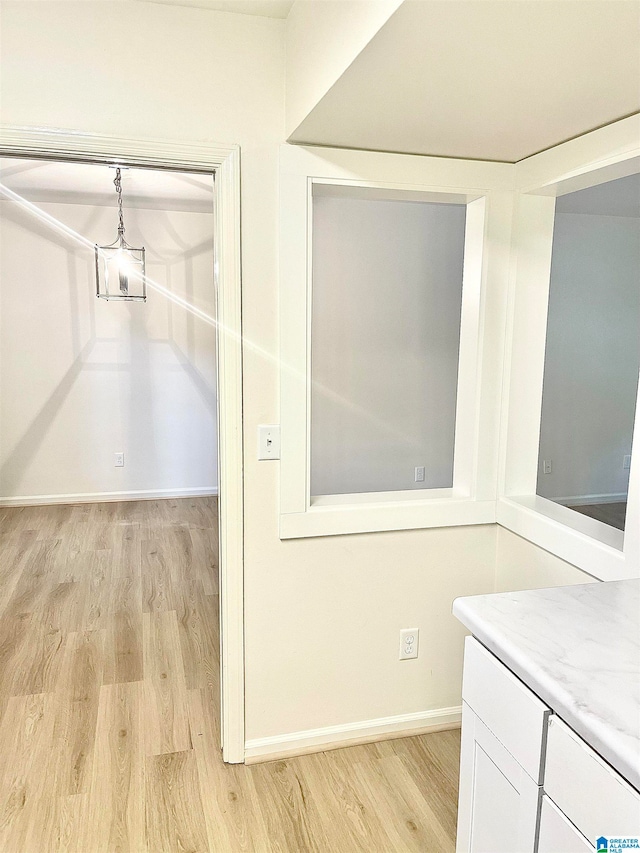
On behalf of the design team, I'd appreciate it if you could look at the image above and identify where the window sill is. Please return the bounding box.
[280,495,496,539]
[497,495,631,582]
[310,487,459,507]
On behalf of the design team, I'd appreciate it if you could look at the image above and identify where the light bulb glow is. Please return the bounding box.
[116,249,133,295]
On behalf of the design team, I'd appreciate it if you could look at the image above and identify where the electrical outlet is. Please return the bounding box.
[399,628,419,660]
[114,452,125,467]
[543,459,552,475]
[623,455,631,470]
[414,466,425,483]
[258,425,280,460]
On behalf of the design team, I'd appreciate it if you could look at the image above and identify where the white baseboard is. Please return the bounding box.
[244,705,462,764]
[0,486,218,507]
[554,492,627,507]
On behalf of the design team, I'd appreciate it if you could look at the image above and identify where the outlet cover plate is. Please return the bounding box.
[399,628,419,660]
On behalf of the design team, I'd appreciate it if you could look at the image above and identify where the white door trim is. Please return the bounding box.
[0,125,245,763]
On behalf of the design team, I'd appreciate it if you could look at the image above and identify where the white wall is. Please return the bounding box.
[311,196,466,495]
[286,1,640,162]
[495,527,596,592]
[0,0,596,755]
[0,0,500,748]
[285,0,403,137]
[537,211,640,503]
[0,197,216,500]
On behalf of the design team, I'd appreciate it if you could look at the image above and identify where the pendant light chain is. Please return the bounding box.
[114,167,126,240]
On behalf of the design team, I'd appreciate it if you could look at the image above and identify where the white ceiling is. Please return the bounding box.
[289,0,640,163]
[556,173,640,218]
[137,0,293,18]
[0,158,214,213]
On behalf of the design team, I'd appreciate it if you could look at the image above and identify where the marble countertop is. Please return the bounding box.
[453,579,640,791]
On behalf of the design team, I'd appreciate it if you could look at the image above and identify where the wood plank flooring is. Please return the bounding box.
[569,500,627,531]
[0,497,460,852]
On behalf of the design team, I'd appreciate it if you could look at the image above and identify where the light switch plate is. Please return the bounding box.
[258,425,280,460]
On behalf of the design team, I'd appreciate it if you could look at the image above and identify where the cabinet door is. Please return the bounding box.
[538,795,595,853]
[456,702,541,853]
[544,715,640,844]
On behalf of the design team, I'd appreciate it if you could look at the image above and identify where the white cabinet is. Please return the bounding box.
[456,702,541,853]
[456,637,640,853]
[456,637,549,853]
[544,716,640,845]
[538,796,594,853]
[460,636,550,782]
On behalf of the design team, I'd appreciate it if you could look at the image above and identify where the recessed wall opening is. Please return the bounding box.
[536,172,640,535]
[310,183,467,498]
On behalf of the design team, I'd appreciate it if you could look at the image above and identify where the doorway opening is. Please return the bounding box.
[0,133,244,765]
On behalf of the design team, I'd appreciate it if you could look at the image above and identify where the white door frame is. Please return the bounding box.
[0,125,245,763]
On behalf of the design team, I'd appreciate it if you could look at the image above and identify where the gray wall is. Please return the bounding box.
[310,195,466,496]
[537,176,640,504]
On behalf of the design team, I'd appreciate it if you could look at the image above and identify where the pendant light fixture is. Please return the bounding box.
[95,168,146,302]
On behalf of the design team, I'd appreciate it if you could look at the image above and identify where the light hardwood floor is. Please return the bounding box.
[0,496,460,852]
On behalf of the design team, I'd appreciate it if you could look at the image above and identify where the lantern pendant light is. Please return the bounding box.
[95,168,146,302]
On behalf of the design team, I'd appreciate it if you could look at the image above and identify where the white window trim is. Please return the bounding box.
[498,115,640,581]
[279,144,515,539]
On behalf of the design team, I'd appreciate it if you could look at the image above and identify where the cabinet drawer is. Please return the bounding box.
[461,637,550,782]
[545,716,640,844]
[538,795,594,853]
